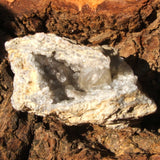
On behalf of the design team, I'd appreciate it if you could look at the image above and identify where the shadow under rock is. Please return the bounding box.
[63,123,94,141]
[125,55,160,132]
[63,124,115,157]
[0,4,16,62]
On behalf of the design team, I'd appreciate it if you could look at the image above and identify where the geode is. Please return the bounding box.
[5,33,157,128]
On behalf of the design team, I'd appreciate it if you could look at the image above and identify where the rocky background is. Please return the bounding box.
[0,0,160,159]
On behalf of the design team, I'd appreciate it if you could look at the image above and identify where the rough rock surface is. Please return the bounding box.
[5,33,157,128]
[0,0,160,159]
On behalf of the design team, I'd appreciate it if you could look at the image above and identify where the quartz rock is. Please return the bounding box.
[5,33,157,128]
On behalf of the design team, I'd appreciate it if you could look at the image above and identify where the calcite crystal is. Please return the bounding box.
[5,33,157,128]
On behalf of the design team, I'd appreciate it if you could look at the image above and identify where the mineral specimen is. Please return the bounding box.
[5,33,157,128]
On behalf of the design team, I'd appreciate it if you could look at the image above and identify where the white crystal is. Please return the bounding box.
[5,33,157,128]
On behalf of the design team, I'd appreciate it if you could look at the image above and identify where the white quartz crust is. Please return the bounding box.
[5,33,157,128]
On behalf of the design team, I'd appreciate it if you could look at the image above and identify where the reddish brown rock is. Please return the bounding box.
[28,123,160,159]
[0,0,159,69]
[117,13,160,72]
[0,0,158,37]
[150,154,160,160]
[0,60,36,160]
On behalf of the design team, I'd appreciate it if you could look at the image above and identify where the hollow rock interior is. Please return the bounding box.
[5,32,157,128]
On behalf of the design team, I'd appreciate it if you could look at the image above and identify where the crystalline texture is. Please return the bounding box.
[5,33,157,128]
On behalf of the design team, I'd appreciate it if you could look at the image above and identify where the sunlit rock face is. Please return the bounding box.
[5,33,157,128]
